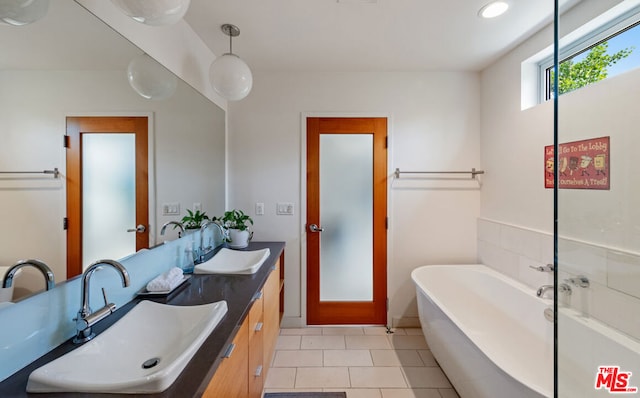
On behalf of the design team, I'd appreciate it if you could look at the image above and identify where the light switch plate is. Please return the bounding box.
[162,203,180,216]
[276,202,294,215]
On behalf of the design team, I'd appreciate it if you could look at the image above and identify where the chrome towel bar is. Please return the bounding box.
[0,168,59,178]
[394,167,484,179]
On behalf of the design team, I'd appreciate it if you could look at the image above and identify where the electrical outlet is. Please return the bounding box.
[193,202,202,212]
[162,202,180,215]
[255,202,264,215]
[276,202,294,215]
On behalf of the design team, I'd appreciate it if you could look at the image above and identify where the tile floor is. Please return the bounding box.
[263,327,460,398]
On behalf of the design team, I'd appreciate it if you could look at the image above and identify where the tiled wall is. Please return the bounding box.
[478,218,640,341]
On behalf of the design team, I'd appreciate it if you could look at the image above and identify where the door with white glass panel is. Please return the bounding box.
[66,117,149,278]
[306,117,387,325]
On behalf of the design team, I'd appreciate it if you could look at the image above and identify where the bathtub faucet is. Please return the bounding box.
[536,283,572,298]
[536,285,554,298]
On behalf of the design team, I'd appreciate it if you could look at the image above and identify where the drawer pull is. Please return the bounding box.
[254,365,263,377]
[255,322,263,332]
[253,291,263,301]
[223,343,236,358]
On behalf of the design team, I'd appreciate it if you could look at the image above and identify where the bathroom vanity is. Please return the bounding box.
[0,241,285,398]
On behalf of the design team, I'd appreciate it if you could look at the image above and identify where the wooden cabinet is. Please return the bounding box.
[204,256,283,398]
[262,259,281,380]
[203,319,249,398]
[248,289,264,398]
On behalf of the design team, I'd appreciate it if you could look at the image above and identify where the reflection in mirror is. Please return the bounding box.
[0,0,225,304]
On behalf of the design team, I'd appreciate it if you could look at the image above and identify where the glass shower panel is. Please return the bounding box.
[82,133,136,270]
[319,134,373,301]
[557,1,640,396]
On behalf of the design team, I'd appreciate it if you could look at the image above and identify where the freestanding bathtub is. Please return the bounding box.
[411,264,554,398]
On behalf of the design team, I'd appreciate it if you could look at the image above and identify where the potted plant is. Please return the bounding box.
[218,209,253,249]
[180,209,210,230]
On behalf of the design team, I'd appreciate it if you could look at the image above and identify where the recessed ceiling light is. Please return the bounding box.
[478,1,509,19]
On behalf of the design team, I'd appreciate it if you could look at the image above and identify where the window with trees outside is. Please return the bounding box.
[541,8,640,101]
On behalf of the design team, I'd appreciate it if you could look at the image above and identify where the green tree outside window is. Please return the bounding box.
[551,41,634,95]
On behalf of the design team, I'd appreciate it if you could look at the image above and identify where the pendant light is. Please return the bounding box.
[209,24,253,101]
[111,0,191,26]
[0,0,49,26]
[127,53,178,100]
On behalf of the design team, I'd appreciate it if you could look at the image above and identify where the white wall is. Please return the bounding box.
[0,69,225,296]
[228,71,481,326]
[480,0,640,340]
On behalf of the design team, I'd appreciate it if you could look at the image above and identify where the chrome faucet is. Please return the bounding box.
[73,259,130,344]
[199,220,225,261]
[2,259,55,291]
[160,221,185,238]
[536,285,554,298]
[536,283,572,298]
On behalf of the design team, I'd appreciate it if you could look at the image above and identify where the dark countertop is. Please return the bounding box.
[0,241,285,398]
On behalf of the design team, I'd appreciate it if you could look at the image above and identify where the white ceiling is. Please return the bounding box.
[185,0,581,73]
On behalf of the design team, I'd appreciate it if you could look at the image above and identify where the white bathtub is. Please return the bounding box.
[411,264,554,398]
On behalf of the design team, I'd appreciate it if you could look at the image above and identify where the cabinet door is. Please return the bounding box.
[203,320,249,398]
[249,291,264,398]
[263,259,281,378]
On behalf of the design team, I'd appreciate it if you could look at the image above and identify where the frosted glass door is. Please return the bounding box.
[319,134,373,301]
[82,133,136,269]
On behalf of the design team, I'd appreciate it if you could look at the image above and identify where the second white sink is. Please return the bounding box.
[27,300,228,394]
[194,248,270,275]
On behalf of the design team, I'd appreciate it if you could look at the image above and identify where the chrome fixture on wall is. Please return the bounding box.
[110,0,191,26]
[209,23,253,101]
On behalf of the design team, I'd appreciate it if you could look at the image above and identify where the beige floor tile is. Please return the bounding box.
[380,388,442,398]
[363,327,393,335]
[325,388,383,398]
[323,327,365,335]
[263,388,324,394]
[324,349,373,366]
[401,367,452,388]
[388,335,429,350]
[370,350,424,367]
[295,367,351,388]
[264,367,296,389]
[301,335,347,349]
[280,327,323,335]
[403,328,424,336]
[272,350,323,367]
[346,335,392,349]
[349,367,407,388]
[438,388,460,398]
[416,350,438,367]
[276,335,302,350]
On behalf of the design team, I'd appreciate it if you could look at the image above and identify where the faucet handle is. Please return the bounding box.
[101,288,109,307]
[529,264,554,272]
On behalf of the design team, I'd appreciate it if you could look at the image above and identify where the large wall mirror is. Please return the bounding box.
[0,0,226,302]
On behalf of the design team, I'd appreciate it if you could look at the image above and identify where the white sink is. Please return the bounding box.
[194,247,270,275]
[27,300,228,394]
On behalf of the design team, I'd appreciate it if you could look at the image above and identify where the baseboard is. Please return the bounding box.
[280,316,305,328]
[392,316,421,328]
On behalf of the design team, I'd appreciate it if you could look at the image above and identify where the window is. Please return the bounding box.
[540,7,640,101]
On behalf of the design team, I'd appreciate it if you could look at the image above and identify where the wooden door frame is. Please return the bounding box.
[64,112,156,278]
[300,113,391,327]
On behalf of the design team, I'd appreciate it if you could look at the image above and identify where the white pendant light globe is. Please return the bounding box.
[111,0,190,26]
[127,53,178,100]
[0,0,49,26]
[209,53,253,101]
